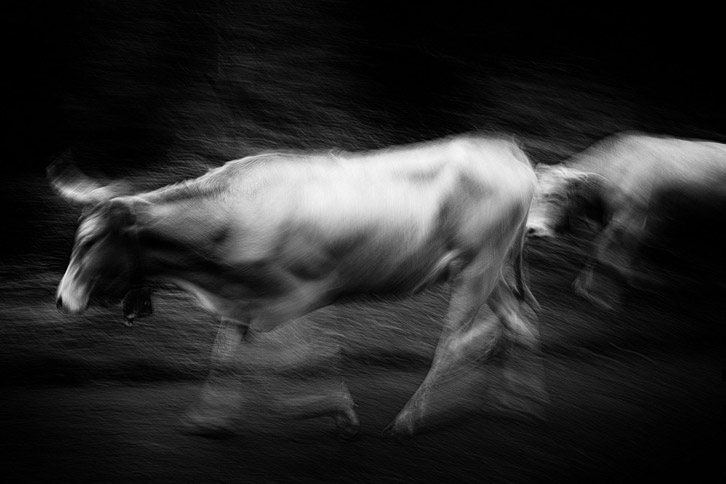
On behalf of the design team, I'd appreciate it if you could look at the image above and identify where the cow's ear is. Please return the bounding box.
[48,155,133,206]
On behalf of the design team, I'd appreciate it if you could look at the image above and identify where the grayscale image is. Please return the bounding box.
[2,3,722,483]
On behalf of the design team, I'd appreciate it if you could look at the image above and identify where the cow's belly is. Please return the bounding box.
[254,246,463,331]
[332,242,465,296]
[173,223,465,331]
[205,244,461,331]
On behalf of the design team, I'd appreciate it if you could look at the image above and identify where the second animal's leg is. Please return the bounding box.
[573,214,643,309]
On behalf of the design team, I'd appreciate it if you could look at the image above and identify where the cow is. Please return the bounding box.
[51,133,541,437]
[527,131,726,309]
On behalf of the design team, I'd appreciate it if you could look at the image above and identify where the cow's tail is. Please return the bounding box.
[512,219,541,313]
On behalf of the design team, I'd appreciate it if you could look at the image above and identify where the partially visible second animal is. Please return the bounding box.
[527,132,726,309]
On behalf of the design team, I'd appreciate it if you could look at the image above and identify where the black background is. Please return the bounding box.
[4,1,724,175]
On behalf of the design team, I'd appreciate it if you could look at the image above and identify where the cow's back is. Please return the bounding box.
[217,134,534,228]
[205,135,534,293]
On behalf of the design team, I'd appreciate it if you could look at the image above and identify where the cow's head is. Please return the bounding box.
[49,159,143,315]
[527,164,607,239]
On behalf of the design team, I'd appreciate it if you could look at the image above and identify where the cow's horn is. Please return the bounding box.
[48,154,129,205]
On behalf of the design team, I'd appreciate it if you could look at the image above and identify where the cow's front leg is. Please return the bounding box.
[250,319,360,439]
[184,315,359,439]
[574,209,654,309]
[182,318,248,437]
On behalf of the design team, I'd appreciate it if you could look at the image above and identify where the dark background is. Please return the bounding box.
[1,2,723,483]
[5,2,725,174]
[4,2,725,258]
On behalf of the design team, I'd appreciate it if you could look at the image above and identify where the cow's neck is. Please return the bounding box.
[134,199,228,286]
[132,197,298,320]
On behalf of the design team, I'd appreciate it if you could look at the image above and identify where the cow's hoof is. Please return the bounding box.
[179,414,236,439]
[334,407,360,440]
[383,412,416,438]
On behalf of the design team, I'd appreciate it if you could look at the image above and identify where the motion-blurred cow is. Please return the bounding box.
[527,132,726,309]
[51,134,540,437]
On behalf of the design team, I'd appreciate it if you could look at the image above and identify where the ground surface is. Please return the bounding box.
[1,236,722,484]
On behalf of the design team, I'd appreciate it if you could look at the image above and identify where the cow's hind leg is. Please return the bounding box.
[487,282,548,415]
[265,379,360,439]
[489,281,539,350]
[386,251,504,436]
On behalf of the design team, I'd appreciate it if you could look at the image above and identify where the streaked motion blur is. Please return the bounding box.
[51,133,542,437]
